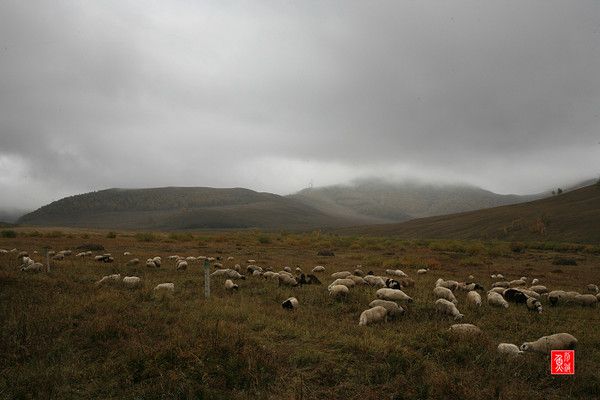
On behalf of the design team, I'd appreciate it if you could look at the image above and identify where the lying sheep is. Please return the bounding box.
[497,343,523,356]
[369,299,404,317]
[278,274,298,287]
[449,324,482,336]
[331,271,352,279]
[435,299,463,320]
[528,285,548,294]
[466,290,482,307]
[574,294,598,307]
[96,274,121,285]
[509,279,526,287]
[353,268,364,276]
[224,279,238,291]
[126,258,140,266]
[122,276,142,288]
[359,306,388,326]
[586,284,599,294]
[417,269,428,275]
[520,333,578,353]
[487,291,509,308]
[376,288,413,303]
[329,284,349,298]
[211,269,245,280]
[282,297,299,310]
[526,297,543,313]
[433,286,458,304]
[492,281,510,289]
[154,282,174,292]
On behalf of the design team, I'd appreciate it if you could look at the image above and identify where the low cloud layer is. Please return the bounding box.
[1,1,599,210]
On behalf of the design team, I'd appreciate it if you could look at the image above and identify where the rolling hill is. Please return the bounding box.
[17,187,385,230]
[290,179,544,222]
[337,183,600,243]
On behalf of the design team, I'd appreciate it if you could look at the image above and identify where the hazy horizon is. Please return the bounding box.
[1,1,599,210]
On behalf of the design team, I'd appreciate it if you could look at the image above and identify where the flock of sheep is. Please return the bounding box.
[6,246,597,356]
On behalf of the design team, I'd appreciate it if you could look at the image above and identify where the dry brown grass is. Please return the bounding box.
[1,229,600,399]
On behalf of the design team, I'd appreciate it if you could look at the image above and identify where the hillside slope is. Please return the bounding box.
[337,184,600,243]
[291,179,543,222]
[17,187,380,230]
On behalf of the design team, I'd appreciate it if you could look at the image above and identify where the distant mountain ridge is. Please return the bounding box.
[17,187,384,230]
[336,183,600,243]
[289,179,545,222]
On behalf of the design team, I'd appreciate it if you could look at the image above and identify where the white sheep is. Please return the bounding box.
[435,298,463,320]
[509,279,526,287]
[353,268,365,276]
[21,262,43,273]
[526,297,543,313]
[417,269,428,275]
[122,276,142,288]
[448,324,482,336]
[492,281,510,288]
[435,279,459,291]
[124,251,132,256]
[278,274,298,287]
[282,297,299,310]
[385,269,408,277]
[96,274,121,285]
[363,275,386,287]
[520,333,578,353]
[369,300,404,317]
[176,260,188,271]
[347,275,367,285]
[126,258,140,266]
[586,284,599,294]
[312,266,325,273]
[433,286,458,304]
[531,278,539,285]
[146,259,157,268]
[329,278,355,289]
[574,294,598,307]
[487,291,509,308]
[224,279,239,291]
[152,256,161,267]
[247,259,256,263]
[227,256,234,261]
[359,306,388,326]
[497,343,523,356]
[488,287,505,294]
[329,284,349,298]
[466,291,482,307]
[376,288,413,303]
[283,266,292,273]
[211,269,244,280]
[528,285,548,294]
[331,271,352,279]
[154,282,174,292]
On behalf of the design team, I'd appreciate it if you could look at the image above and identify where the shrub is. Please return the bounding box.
[76,243,105,251]
[168,232,194,242]
[106,231,117,239]
[257,235,271,244]
[0,230,17,238]
[552,257,577,266]
[45,230,64,238]
[317,249,335,256]
[510,242,525,253]
[135,232,158,242]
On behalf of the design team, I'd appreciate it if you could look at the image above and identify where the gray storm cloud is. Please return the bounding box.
[0,0,599,210]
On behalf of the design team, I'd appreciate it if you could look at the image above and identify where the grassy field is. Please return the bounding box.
[1,228,600,399]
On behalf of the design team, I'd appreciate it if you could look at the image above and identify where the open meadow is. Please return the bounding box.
[1,228,600,399]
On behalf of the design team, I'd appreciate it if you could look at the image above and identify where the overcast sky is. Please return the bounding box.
[1,1,599,210]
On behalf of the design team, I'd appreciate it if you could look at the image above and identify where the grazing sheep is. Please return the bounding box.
[252,270,263,277]
[449,324,482,336]
[76,252,87,257]
[154,283,175,292]
[247,259,256,263]
[385,278,402,290]
[548,290,566,306]
[213,262,223,268]
[468,275,474,280]
[152,257,161,267]
[329,278,355,289]
[283,266,292,273]
[331,271,352,279]
[359,306,388,326]
[520,333,578,353]
[20,256,34,269]
[487,291,509,308]
[282,297,299,310]
[329,284,349,298]
[386,269,408,278]
[312,266,325,273]
[224,279,238,291]
[126,258,140,266]
[295,267,304,274]
[369,300,404,317]
[176,260,188,271]
[529,285,548,294]
[122,276,142,288]
[278,274,298,287]
[298,273,321,285]
[227,256,234,261]
[497,343,523,356]
[586,284,599,294]
[211,269,245,280]
[185,256,196,261]
[519,289,541,300]
[417,269,428,275]
[436,279,459,291]
[278,270,294,279]
[466,291,482,307]
[492,281,510,289]
[21,262,43,273]
[247,265,263,274]
[353,268,364,276]
[146,259,157,268]
[458,282,485,292]
[503,288,529,303]
[399,278,416,288]
[531,278,539,285]
[52,253,64,261]
[574,294,598,307]
[509,279,526,287]
[124,251,131,256]
[526,297,543,313]
[376,288,413,303]
[347,275,367,285]
[363,275,386,287]
[435,299,463,320]
[496,274,505,279]
[96,274,121,285]
[433,286,458,304]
